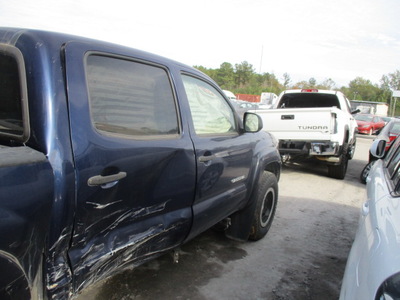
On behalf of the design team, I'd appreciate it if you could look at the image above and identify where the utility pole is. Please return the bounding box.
[393,90,400,117]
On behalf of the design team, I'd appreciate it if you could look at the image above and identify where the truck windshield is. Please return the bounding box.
[279,93,340,109]
[354,114,373,122]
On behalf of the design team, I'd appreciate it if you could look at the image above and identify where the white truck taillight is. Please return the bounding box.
[331,112,338,134]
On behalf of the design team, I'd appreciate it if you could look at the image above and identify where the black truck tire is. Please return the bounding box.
[248,171,278,241]
[347,138,356,160]
[327,150,348,179]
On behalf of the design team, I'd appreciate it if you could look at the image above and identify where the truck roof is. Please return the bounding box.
[0,27,206,77]
[281,89,340,95]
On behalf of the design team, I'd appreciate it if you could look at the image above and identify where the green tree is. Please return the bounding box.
[318,78,336,90]
[381,70,400,115]
[193,65,215,79]
[382,70,400,90]
[235,72,284,96]
[340,77,381,101]
[292,80,310,89]
[195,60,400,111]
[259,73,284,95]
[282,73,291,88]
[309,77,317,87]
[234,61,254,88]
[292,78,337,90]
[216,62,235,90]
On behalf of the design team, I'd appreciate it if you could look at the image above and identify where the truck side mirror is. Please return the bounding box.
[351,109,360,115]
[370,139,387,159]
[244,112,263,132]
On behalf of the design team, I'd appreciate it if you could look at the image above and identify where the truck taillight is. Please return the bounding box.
[331,113,337,134]
[301,89,318,93]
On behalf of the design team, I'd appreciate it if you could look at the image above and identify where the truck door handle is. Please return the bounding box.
[199,154,215,162]
[281,114,294,120]
[87,172,127,188]
[199,150,230,163]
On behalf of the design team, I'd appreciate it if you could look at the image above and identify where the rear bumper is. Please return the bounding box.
[279,140,340,156]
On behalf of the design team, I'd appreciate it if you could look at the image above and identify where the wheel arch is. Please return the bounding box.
[0,252,31,300]
[343,125,350,143]
[264,160,281,181]
[225,158,281,241]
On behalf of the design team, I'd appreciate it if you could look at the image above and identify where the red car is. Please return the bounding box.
[375,118,400,151]
[355,114,386,135]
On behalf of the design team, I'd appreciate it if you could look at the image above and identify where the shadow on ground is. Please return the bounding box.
[76,196,359,300]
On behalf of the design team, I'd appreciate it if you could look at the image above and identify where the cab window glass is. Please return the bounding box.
[0,50,24,139]
[387,146,400,178]
[392,152,400,193]
[394,168,400,194]
[383,140,400,193]
[392,123,400,133]
[385,138,400,167]
[279,93,340,109]
[86,55,179,138]
[182,74,236,135]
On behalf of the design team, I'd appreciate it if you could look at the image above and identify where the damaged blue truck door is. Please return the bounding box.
[64,42,196,291]
[181,74,254,241]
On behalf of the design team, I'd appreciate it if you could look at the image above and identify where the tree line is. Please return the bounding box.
[194,62,400,114]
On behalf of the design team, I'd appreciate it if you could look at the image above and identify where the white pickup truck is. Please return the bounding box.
[254,89,359,179]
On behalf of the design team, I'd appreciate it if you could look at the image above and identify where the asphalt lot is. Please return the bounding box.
[77,136,372,300]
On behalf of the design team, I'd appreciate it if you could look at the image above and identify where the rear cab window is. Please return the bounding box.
[86,54,179,139]
[279,93,341,109]
[0,45,29,143]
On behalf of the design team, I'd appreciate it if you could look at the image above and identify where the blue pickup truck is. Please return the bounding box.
[0,28,281,299]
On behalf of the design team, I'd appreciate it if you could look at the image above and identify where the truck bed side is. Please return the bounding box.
[0,146,54,300]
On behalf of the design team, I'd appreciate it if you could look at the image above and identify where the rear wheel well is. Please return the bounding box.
[265,162,281,181]
[0,255,30,300]
[344,127,350,144]
[338,128,350,155]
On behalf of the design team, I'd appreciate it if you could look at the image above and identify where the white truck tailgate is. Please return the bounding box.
[254,107,338,141]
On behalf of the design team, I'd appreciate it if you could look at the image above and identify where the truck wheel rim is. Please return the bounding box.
[260,187,275,227]
[349,144,355,158]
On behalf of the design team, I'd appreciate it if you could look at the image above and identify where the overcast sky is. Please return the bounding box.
[1,0,399,88]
